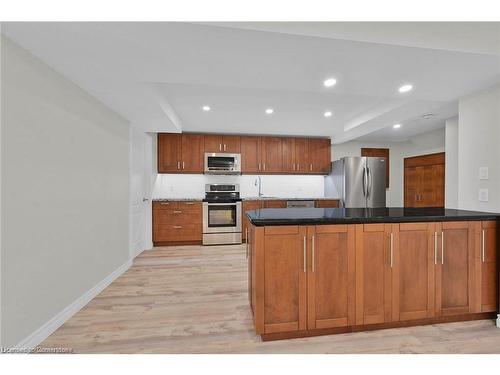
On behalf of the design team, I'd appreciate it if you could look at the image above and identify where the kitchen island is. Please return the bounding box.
[246,207,499,341]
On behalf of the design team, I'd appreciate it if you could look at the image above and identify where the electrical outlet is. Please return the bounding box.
[479,167,489,180]
[479,188,489,202]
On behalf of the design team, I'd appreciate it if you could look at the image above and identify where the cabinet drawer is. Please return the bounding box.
[177,201,202,211]
[153,224,201,242]
[154,210,202,225]
[315,199,339,208]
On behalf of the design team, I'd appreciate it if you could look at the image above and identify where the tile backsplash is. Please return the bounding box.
[152,174,326,199]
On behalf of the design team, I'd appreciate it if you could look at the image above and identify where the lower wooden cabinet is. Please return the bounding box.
[250,220,498,337]
[153,201,202,245]
[307,225,355,329]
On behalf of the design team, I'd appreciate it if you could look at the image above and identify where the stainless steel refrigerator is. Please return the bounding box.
[325,157,387,208]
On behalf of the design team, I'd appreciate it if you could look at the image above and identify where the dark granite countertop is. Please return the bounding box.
[246,207,500,226]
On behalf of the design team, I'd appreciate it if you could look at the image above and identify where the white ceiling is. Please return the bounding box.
[2,22,500,143]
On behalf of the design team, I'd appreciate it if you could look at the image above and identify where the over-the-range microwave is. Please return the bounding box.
[204,153,241,175]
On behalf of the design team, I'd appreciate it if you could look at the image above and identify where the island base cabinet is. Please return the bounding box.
[307,225,356,329]
[476,221,498,313]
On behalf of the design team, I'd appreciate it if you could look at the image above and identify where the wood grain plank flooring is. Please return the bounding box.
[41,244,500,353]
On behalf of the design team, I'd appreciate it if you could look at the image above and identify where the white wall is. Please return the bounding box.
[1,37,130,346]
[445,117,459,208]
[153,174,325,199]
[457,84,500,212]
[332,128,446,206]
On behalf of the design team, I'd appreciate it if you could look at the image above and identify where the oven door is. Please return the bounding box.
[203,202,242,233]
[204,153,241,174]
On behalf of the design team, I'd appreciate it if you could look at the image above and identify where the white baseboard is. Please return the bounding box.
[15,259,132,349]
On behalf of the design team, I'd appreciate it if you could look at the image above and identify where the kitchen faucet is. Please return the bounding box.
[255,176,263,197]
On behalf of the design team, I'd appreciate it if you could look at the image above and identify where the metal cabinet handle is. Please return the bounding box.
[482,229,486,263]
[312,235,315,272]
[184,202,195,205]
[160,202,170,205]
[177,161,180,170]
[292,163,295,171]
[263,163,266,171]
[173,225,182,229]
[297,163,300,170]
[258,163,261,171]
[245,228,249,259]
[219,144,222,151]
[182,161,185,170]
[441,231,444,265]
[173,210,182,214]
[224,144,227,151]
[434,231,438,265]
[390,233,394,268]
[303,236,307,273]
[310,164,313,171]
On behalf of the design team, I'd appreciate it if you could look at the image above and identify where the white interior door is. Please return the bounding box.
[130,127,152,259]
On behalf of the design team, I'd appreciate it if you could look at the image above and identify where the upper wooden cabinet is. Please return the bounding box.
[204,134,241,153]
[158,133,204,173]
[404,153,445,208]
[158,133,331,175]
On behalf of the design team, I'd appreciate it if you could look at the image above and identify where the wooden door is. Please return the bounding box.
[477,221,498,312]
[355,224,394,325]
[204,134,223,153]
[242,200,263,242]
[294,138,309,174]
[261,137,283,173]
[222,135,241,153]
[404,153,445,208]
[392,223,435,321]
[241,136,262,173]
[435,221,475,316]
[420,165,445,207]
[307,225,356,329]
[282,137,296,173]
[404,166,422,207]
[157,133,181,173]
[262,226,307,334]
[181,134,204,173]
[308,138,331,174]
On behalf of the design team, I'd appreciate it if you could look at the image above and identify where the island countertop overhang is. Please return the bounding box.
[246,207,500,226]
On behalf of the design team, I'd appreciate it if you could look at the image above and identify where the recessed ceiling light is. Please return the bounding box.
[398,84,413,93]
[265,108,274,114]
[393,123,402,129]
[323,78,337,87]
[202,105,211,111]
[324,111,333,118]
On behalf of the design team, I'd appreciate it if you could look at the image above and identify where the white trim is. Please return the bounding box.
[15,260,132,349]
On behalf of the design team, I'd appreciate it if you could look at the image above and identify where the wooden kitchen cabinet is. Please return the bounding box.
[404,153,445,208]
[355,224,394,325]
[308,138,331,174]
[435,221,475,317]
[241,136,262,173]
[261,137,283,173]
[307,225,356,329]
[281,137,296,173]
[294,138,310,173]
[157,133,204,173]
[392,223,436,321]
[153,201,202,245]
[263,200,287,208]
[315,200,340,208]
[157,133,182,173]
[261,226,307,334]
[242,200,263,242]
[204,134,241,153]
[477,221,498,312]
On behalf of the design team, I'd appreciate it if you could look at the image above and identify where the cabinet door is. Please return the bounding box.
[263,200,287,208]
[261,137,283,173]
[478,221,498,312]
[355,224,394,325]
[241,136,262,173]
[204,134,223,153]
[421,165,445,207]
[282,137,296,173]
[307,225,355,329]
[242,200,263,242]
[222,135,241,153]
[181,134,204,173]
[308,138,331,174]
[263,226,307,334]
[404,166,422,207]
[315,200,339,208]
[157,133,181,173]
[435,222,475,316]
[294,138,309,173]
[392,223,435,321]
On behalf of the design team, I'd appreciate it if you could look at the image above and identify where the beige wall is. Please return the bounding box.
[1,37,130,346]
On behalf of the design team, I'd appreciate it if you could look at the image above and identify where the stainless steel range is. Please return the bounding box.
[202,184,242,245]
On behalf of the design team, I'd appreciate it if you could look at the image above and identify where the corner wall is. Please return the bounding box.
[1,37,130,346]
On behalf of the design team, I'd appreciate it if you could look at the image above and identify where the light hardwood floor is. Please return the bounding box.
[42,244,500,353]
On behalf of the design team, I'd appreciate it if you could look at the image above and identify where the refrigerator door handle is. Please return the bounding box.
[366,165,371,199]
[362,166,367,197]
